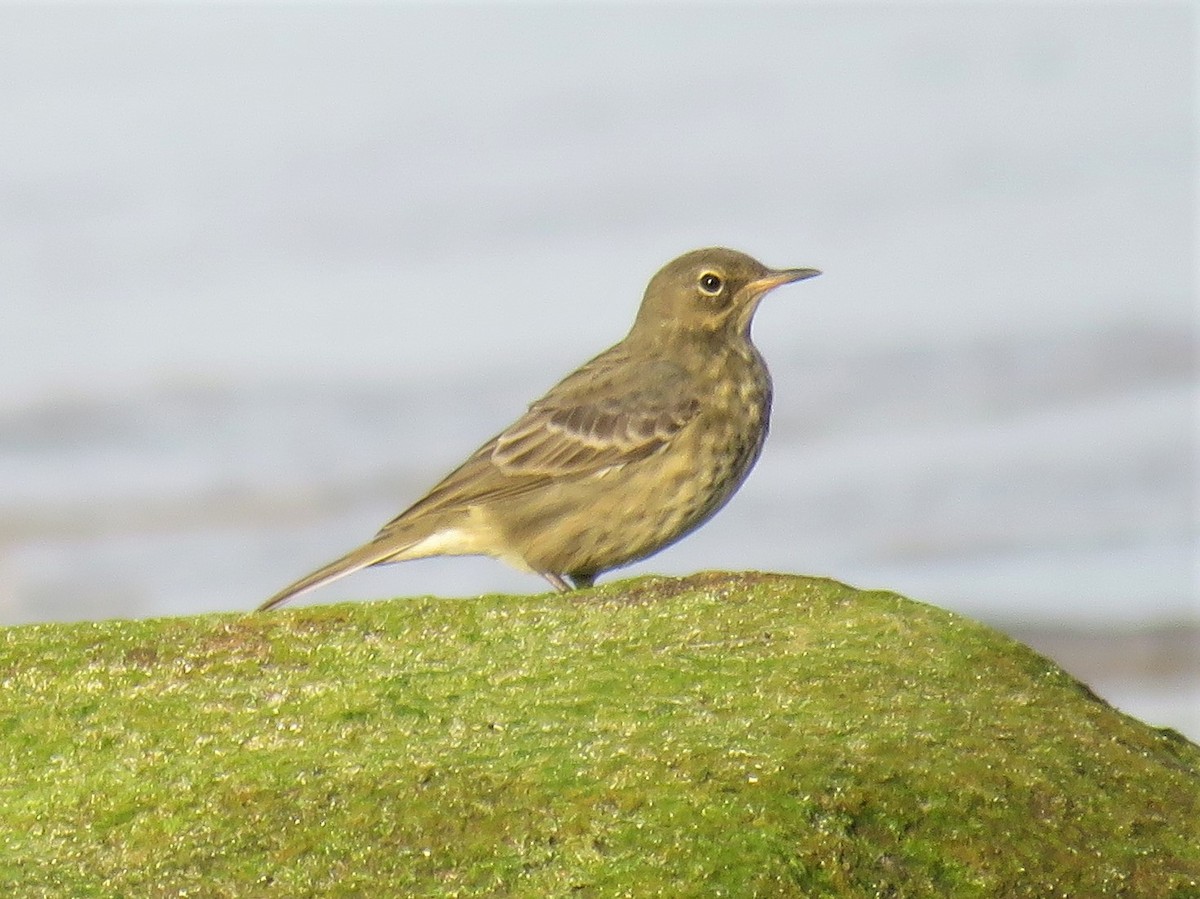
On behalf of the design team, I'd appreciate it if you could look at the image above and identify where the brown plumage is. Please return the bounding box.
[258,248,819,610]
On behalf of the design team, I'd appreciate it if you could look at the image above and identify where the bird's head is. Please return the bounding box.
[631,247,820,345]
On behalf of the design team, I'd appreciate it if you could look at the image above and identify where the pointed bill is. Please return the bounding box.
[748,267,822,295]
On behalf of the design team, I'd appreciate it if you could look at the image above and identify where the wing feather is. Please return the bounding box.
[375,351,700,531]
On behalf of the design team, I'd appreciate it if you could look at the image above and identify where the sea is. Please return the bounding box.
[1,5,1196,737]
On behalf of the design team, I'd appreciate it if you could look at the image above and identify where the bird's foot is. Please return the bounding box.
[541,572,572,593]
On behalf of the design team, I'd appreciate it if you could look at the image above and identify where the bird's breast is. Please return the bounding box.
[697,347,772,428]
[680,348,772,492]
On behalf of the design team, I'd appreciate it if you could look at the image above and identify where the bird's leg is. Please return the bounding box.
[541,572,572,593]
[567,572,595,590]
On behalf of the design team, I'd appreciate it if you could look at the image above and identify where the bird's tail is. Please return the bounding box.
[256,536,413,612]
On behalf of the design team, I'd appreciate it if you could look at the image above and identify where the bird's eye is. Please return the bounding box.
[698,272,724,296]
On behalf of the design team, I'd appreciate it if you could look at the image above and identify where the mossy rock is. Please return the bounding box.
[0,571,1196,897]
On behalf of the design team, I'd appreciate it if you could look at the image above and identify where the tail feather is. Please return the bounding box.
[257,537,413,612]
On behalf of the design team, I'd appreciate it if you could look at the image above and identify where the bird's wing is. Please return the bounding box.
[377,352,700,526]
[493,356,700,475]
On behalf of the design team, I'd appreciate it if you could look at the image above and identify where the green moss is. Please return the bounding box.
[0,572,1196,897]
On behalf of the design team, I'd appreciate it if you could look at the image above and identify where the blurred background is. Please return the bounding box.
[0,5,1195,736]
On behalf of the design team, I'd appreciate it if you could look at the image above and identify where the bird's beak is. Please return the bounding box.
[748,267,822,295]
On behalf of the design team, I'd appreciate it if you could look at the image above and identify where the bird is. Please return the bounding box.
[257,247,820,610]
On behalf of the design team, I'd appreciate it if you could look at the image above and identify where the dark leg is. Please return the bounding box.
[567,572,595,590]
[541,572,572,593]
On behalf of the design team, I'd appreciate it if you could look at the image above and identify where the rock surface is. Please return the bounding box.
[1,572,1196,896]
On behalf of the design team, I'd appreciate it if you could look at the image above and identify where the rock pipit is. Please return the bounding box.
[258,248,819,610]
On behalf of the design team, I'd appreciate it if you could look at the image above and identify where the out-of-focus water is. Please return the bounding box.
[0,6,1195,736]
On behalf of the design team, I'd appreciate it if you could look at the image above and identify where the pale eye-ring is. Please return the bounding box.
[698,272,724,296]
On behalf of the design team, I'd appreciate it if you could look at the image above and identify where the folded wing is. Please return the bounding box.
[377,352,701,529]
